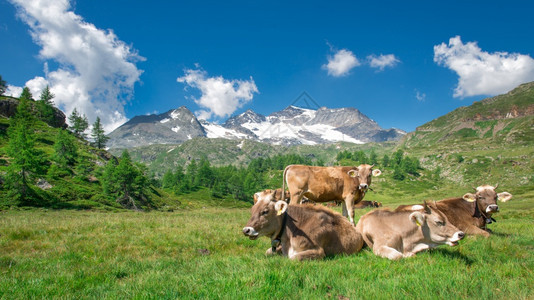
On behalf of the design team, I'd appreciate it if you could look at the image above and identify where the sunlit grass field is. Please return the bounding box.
[1,195,533,299]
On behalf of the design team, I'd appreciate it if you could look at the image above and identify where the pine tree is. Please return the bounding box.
[52,129,78,167]
[369,150,378,165]
[91,116,109,149]
[19,87,34,101]
[114,150,147,210]
[37,86,56,125]
[382,154,390,168]
[0,75,7,96]
[68,108,89,139]
[5,97,43,203]
[102,158,118,195]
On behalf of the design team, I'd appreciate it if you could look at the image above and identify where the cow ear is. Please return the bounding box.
[347,170,358,178]
[497,192,512,202]
[409,212,425,227]
[462,193,476,202]
[372,169,382,177]
[274,201,288,215]
[253,193,259,204]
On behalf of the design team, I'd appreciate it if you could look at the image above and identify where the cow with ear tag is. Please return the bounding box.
[242,190,364,260]
[356,201,465,260]
[395,185,513,237]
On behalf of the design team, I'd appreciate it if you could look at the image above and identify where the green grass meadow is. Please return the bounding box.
[1,197,533,299]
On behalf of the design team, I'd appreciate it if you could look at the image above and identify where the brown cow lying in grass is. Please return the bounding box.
[395,185,512,237]
[356,201,465,260]
[243,190,364,260]
[354,200,382,209]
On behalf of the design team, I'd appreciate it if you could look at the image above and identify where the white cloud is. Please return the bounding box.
[5,85,23,97]
[367,54,400,71]
[323,49,360,77]
[415,89,426,102]
[25,76,48,98]
[177,68,259,120]
[9,0,144,132]
[434,36,534,98]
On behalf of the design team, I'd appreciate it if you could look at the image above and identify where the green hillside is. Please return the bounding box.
[0,96,177,210]
[403,81,534,149]
[396,81,534,198]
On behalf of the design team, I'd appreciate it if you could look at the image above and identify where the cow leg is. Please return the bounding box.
[290,191,305,205]
[265,245,283,256]
[344,196,356,226]
[290,248,326,261]
[374,245,404,260]
[464,225,491,238]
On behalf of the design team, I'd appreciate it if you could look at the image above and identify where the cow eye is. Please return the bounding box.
[261,210,269,216]
[436,221,445,226]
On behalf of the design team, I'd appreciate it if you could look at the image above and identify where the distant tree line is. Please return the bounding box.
[159,154,320,202]
[336,149,422,180]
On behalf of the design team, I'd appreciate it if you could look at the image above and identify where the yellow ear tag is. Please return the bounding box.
[277,210,283,216]
[415,220,421,227]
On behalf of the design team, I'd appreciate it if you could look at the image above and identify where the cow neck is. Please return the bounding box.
[271,211,288,253]
[472,199,494,228]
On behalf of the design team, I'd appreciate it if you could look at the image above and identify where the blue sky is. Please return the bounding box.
[1,0,534,132]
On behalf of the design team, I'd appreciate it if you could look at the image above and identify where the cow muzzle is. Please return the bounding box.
[242,227,259,240]
[447,231,465,246]
[359,184,368,191]
[486,204,499,213]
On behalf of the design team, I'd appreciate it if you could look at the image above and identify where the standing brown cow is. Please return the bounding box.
[395,185,513,237]
[242,190,364,260]
[282,164,381,225]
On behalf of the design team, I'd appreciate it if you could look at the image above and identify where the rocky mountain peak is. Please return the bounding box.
[224,109,266,128]
[107,104,406,148]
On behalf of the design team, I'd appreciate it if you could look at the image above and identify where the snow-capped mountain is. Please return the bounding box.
[107,106,206,149]
[107,105,406,148]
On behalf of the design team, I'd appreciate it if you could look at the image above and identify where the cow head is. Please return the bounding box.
[347,164,382,192]
[409,201,465,246]
[253,189,289,204]
[462,185,513,215]
[243,194,288,240]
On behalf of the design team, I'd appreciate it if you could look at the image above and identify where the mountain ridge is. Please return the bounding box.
[107,104,406,148]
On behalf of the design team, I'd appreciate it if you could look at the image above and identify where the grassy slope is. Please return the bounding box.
[0,208,532,299]
[0,115,179,210]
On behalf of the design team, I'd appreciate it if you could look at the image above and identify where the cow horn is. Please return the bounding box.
[472,186,477,191]
[494,183,499,190]
[423,201,431,214]
[370,164,375,168]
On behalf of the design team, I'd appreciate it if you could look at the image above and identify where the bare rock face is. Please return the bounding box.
[0,97,66,128]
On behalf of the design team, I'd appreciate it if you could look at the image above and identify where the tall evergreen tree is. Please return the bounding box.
[382,154,390,168]
[91,116,109,149]
[68,108,89,139]
[5,97,42,203]
[19,87,34,101]
[115,150,148,209]
[37,86,56,125]
[52,129,78,167]
[0,75,6,96]
[369,150,378,165]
